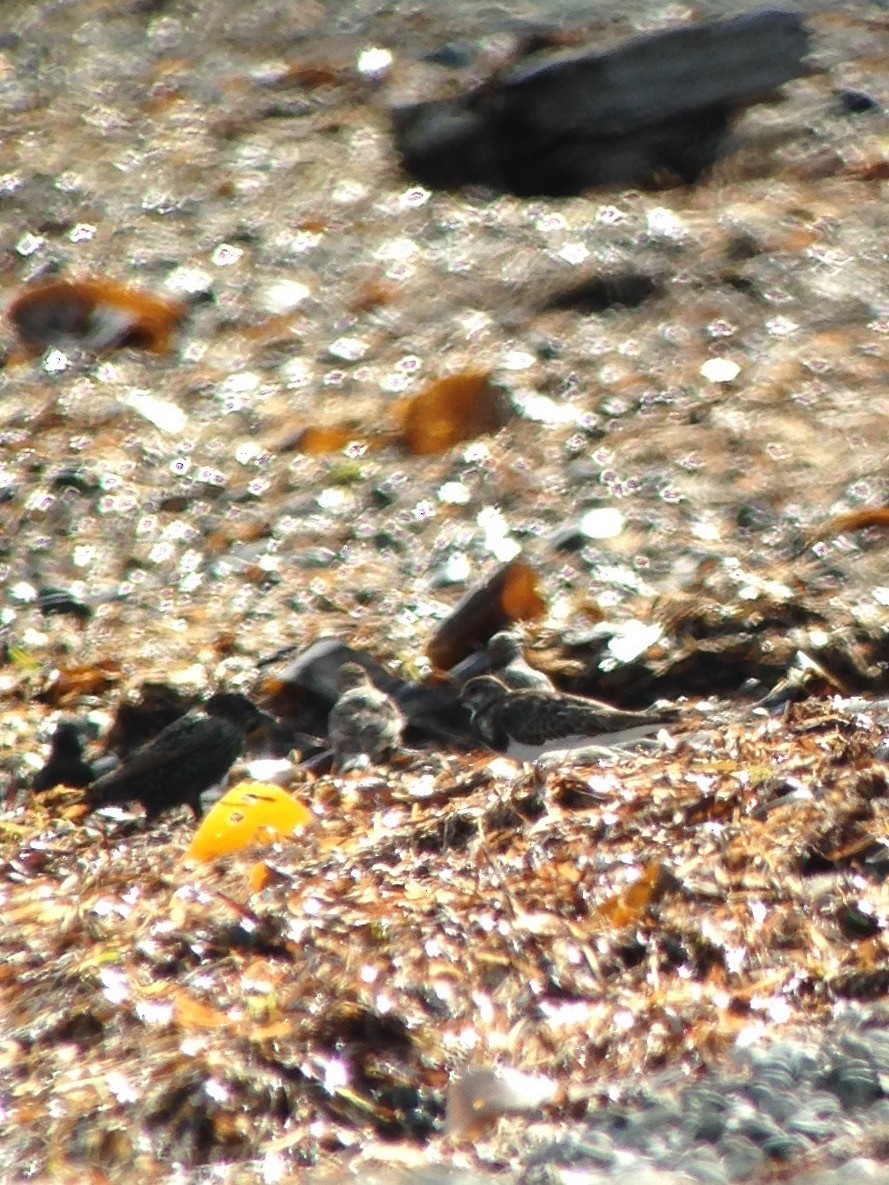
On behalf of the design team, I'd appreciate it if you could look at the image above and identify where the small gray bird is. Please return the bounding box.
[328,662,405,771]
[486,631,555,692]
[86,692,273,823]
[462,675,677,762]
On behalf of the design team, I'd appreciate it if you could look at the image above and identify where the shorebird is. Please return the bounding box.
[328,662,405,771]
[32,719,94,791]
[85,692,273,822]
[461,675,677,762]
[486,630,555,692]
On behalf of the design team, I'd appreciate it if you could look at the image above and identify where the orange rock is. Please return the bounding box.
[427,559,546,670]
[398,372,510,456]
[8,276,186,353]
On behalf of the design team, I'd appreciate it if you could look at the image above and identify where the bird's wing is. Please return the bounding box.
[492,690,557,743]
[496,694,655,744]
[89,715,226,792]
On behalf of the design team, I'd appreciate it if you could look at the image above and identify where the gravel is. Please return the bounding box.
[516,1007,889,1184]
[2,1,889,1182]
[283,1008,889,1185]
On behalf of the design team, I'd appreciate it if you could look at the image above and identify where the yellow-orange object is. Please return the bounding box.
[186,782,312,862]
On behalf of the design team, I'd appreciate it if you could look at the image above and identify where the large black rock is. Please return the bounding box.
[392,10,810,196]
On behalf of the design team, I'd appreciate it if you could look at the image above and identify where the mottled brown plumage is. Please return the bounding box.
[462,675,677,760]
[328,663,404,771]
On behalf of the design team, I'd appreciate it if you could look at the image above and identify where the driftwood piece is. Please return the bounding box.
[392,9,811,195]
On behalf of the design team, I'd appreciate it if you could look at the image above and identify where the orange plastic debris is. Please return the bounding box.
[186,782,313,863]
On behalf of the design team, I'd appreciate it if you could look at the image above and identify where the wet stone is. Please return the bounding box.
[806,1163,889,1185]
[745,1040,821,1084]
[293,546,338,569]
[785,1096,843,1140]
[716,1134,765,1181]
[819,1059,883,1110]
[422,43,475,69]
[863,1032,889,1075]
[764,1132,812,1162]
[838,1030,886,1064]
[733,1109,790,1148]
[690,1111,727,1145]
[548,523,588,553]
[524,1135,618,1173]
[673,1147,730,1185]
[49,466,99,494]
[837,902,883,940]
[744,1076,797,1122]
[864,1099,889,1127]
[836,88,879,114]
[36,586,92,621]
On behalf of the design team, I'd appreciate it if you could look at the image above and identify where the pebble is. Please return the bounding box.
[303,1007,889,1185]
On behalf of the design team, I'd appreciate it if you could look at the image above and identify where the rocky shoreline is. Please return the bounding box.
[1,1,888,1182]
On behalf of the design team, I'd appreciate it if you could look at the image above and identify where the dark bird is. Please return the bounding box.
[486,630,555,692]
[105,681,193,757]
[85,691,273,823]
[32,720,94,791]
[461,675,678,761]
[328,662,405,771]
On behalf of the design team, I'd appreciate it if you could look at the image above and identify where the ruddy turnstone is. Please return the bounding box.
[328,662,405,771]
[462,675,676,761]
[86,691,273,822]
[486,630,555,692]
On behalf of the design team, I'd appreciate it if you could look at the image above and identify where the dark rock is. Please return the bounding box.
[49,467,99,495]
[836,88,879,114]
[37,586,92,622]
[393,11,810,196]
[717,1133,765,1180]
[541,271,661,315]
[735,502,778,531]
[422,44,474,70]
[548,524,588,553]
[837,902,883,940]
[267,638,470,745]
[820,1059,883,1109]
